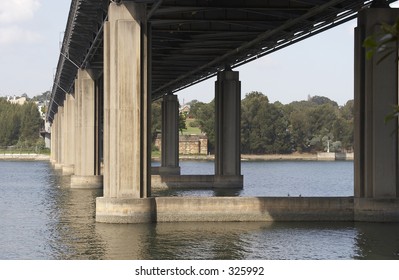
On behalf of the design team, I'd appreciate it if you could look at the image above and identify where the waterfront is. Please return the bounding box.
[1,160,399,259]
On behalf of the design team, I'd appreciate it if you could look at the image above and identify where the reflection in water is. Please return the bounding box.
[43,168,106,259]
[354,223,399,260]
[1,161,399,259]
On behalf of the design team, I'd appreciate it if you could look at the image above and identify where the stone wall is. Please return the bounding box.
[155,134,208,155]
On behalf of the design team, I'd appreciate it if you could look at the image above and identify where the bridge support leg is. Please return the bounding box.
[96,1,153,223]
[354,7,399,221]
[70,69,103,189]
[62,93,75,175]
[214,69,243,188]
[53,106,64,170]
[159,94,181,175]
[50,112,58,166]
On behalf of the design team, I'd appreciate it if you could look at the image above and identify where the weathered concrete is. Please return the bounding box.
[70,175,104,189]
[152,174,215,189]
[96,197,156,223]
[355,198,399,222]
[215,69,243,188]
[354,8,399,199]
[70,69,102,188]
[101,1,150,201]
[96,196,354,223]
[61,94,76,175]
[160,94,180,175]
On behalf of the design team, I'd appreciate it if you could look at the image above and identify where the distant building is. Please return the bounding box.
[155,134,208,155]
[6,95,27,105]
[179,104,190,115]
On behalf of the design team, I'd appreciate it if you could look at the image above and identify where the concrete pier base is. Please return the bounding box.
[70,175,103,189]
[214,175,243,188]
[355,198,399,222]
[96,196,353,224]
[62,164,75,176]
[54,163,63,170]
[96,197,156,223]
[158,166,181,175]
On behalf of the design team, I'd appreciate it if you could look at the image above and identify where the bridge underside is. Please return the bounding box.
[48,0,399,223]
[47,0,393,118]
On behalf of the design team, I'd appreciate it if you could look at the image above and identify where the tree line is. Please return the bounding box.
[0,98,43,149]
[181,92,353,154]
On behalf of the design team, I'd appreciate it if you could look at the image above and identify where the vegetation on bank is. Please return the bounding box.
[152,92,353,155]
[0,97,46,153]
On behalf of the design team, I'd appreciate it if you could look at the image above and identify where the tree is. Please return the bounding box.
[194,100,215,151]
[151,100,162,143]
[19,102,42,146]
[241,92,292,154]
[179,112,187,134]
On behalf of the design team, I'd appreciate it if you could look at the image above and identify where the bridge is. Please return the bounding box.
[48,0,399,223]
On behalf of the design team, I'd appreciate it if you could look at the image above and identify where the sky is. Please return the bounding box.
[1,0,399,106]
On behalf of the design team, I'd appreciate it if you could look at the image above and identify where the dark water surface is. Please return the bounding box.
[1,160,399,260]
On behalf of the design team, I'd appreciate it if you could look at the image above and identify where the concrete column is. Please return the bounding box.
[50,115,58,165]
[70,69,103,188]
[62,94,75,175]
[96,2,153,223]
[54,106,64,170]
[160,94,180,175]
[354,7,399,221]
[214,69,243,188]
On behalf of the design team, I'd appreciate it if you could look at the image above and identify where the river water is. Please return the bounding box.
[1,160,399,260]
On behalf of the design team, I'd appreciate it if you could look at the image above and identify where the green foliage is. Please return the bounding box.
[151,100,162,142]
[0,98,43,148]
[363,18,399,62]
[241,92,292,154]
[179,112,187,134]
[187,92,353,154]
[191,100,215,151]
[363,19,399,129]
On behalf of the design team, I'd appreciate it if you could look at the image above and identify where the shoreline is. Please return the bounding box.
[152,152,353,162]
[1,152,352,162]
[0,154,50,161]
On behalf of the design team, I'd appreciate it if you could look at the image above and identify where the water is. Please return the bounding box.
[1,160,399,260]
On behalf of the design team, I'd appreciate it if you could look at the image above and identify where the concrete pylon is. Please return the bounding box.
[50,113,58,166]
[70,69,103,189]
[214,69,243,188]
[62,93,75,175]
[54,106,64,170]
[160,94,181,175]
[354,7,399,221]
[96,2,153,223]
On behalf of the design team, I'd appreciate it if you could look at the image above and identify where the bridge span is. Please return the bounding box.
[48,0,399,223]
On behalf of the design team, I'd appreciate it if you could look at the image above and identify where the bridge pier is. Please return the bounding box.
[214,69,243,188]
[96,1,152,223]
[354,7,399,221]
[159,93,181,175]
[50,109,58,166]
[53,105,64,170]
[61,93,75,175]
[70,69,103,189]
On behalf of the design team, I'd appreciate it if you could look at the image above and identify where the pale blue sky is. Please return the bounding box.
[1,0,398,106]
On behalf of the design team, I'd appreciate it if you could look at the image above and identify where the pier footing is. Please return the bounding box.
[70,175,103,189]
[96,196,354,224]
[354,198,399,222]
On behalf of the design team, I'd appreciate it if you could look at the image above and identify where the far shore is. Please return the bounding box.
[0,154,50,161]
[153,152,353,162]
[1,152,352,162]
